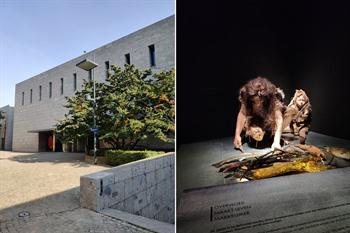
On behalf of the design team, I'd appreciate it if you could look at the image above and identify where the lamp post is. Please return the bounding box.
[76,58,99,164]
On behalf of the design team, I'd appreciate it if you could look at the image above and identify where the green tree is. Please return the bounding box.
[56,64,175,150]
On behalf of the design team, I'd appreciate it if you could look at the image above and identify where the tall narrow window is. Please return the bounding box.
[73,73,77,91]
[30,89,33,103]
[148,44,156,67]
[105,61,110,79]
[39,85,42,101]
[49,82,52,98]
[22,92,24,105]
[60,78,64,95]
[125,53,130,65]
[88,70,92,81]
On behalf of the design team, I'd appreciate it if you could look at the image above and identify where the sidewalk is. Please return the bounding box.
[0,151,152,233]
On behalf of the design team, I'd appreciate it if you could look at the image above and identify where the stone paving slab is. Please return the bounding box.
[101,208,174,233]
[0,151,153,233]
[0,151,108,210]
[0,208,152,233]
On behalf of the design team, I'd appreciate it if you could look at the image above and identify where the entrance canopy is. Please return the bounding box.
[28,128,54,133]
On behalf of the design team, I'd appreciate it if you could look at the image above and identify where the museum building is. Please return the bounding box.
[0,105,14,151]
[12,15,174,152]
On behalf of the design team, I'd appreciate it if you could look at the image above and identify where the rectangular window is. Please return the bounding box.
[22,92,24,105]
[105,61,110,79]
[30,89,33,103]
[39,85,42,101]
[73,73,77,91]
[49,82,52,98]
[125,53,130,65]
[148,44,156,67]
[88,70,92,81]
[60,78,64,95]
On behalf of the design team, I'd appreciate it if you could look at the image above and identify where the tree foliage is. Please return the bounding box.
[56,64,175,150]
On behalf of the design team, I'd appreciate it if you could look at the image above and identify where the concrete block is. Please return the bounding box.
[164,155,171,168]
[155,157,164,170]
[156,168,166,183]
[110,201,125,211]
[124,177,134,199]
[109,181,125,206]
[132,174,146,194]
[113,166,133,183]
[144,159,156,173]
[84,172,114,186]
[146,171,156,188]
[169,153,175,164]
[80,176,99,210]
[167,205,175,222]
[146,185,157,204]
[170,166,175,178]
[131,162,146,177]
[150,201,162,217]
[140,204,153,219]
[153,212,159,220]
[157,207,169,223]
[124,195,136,213]
[134,190,148,212]
[163,186,173,205]
[165,167,173,180]
[156,183,166,205]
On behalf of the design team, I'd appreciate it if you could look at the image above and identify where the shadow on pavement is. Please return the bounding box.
[9,152,109,168]
[0,187,80,222]
[0,187,149,233]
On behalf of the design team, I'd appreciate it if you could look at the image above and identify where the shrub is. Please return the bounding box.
[87,148,108,157]
[105,150,164,166]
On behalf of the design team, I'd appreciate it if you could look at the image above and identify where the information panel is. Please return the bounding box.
[177,168,350,233]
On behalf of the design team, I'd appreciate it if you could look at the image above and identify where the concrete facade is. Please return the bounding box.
[13,15,175,152]
[0,105,14,151]
[80,152,175,224]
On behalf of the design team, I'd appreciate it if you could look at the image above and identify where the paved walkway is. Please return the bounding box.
[0,151,152,233]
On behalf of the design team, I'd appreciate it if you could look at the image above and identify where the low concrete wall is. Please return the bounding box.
[80,152,175,224]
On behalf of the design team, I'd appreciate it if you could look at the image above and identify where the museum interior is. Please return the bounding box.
[176,1,350,232]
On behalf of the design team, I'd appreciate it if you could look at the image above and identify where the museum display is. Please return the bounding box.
[212,144,350,180]
[282,89,312,144]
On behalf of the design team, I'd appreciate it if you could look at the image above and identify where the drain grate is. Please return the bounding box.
[18,211,30,218]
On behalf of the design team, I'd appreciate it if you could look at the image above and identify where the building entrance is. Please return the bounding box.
[38,130,62,152]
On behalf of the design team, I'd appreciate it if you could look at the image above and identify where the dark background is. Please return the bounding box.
[177,0,350,145]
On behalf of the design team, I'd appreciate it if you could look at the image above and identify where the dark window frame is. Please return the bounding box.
[105,61,110,79]
[125,53,131,65]
[30,89,33,103]
[39,85,42,101]
[21,92,24,105]
[88,70,92,81]
[73,73,77,91]
[49,82,52,98]
[148,44,156,67]
[60,78,64,95]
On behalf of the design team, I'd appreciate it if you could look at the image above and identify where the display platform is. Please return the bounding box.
[177,132,350,233]
[177,167,350,233]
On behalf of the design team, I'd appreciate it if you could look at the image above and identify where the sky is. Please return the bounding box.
[0,0,174,107]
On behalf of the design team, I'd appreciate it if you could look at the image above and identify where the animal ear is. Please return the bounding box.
[275,88,285,101]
